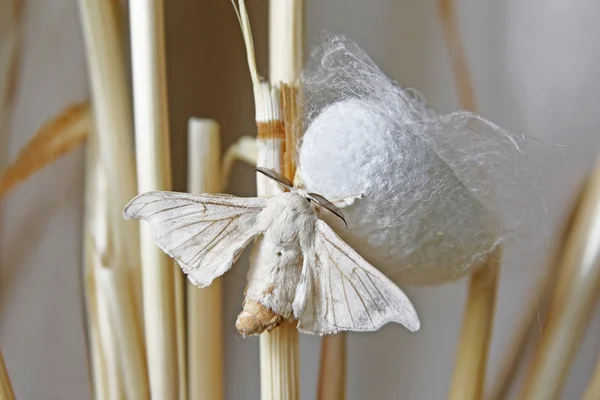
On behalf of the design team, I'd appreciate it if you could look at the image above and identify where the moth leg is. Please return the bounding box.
[330,193,365,209]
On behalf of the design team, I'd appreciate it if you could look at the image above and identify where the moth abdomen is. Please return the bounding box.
[235,300,283,336]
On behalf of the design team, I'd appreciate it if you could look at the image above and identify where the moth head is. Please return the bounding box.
[253,167,347,227]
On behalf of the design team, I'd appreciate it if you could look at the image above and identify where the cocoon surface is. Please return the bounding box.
[298,35,539,285]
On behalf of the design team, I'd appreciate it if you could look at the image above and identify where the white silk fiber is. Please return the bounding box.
[297,35,547,285]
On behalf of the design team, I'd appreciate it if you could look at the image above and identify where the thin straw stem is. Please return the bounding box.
[128,0,180,398]
[257,1,303,399]
[174,265,186,400]
[187,118,224,400]
[88,132,125,399]
[0,102,90,199]
[95,274,124,399]
[260,321,299,400]
[83,132,109,400]
[449,249,501,400]
[0,349,15,400]
[519,155,600,399]
[437,0,476,111]
[437,1,500,398]
[0,0,23,174]
[79,1,149,397]
[583,353,600,400]
[235,1,301,397]
[84,255,109,400]
[79,0,142,276]
[317,332,347,400]
[97,266,150,400]
[488,182,583,400]
[94,258,124,400]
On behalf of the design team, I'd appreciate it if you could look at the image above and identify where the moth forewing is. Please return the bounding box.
[123,191,267,287]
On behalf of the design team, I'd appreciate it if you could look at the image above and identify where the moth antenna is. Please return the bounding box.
[254,167,294,189]
[308,192,348,227]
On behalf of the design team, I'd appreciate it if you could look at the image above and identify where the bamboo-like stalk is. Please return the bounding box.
[79,1,149,398]
[487,268,550,400]
[174,267,186,400]
[174,270,186,400]
[519,155,600,399]
[83,131,109,400]
[90,134,124,399]
[583,354,600,400]
[437,1,500,399]
[0,349,15,400]
[187,118,224,400]
[260,321,300,399]
[128,1,180,398]
[318,332,347,400]
[437,0,476,111]
[89,129,147,400]
[79,0,141,278]
[449,249,501,400]
[85,268,110,400]
[260,1,303,399]
[97,265,151,400]
[235,0,301,397]
[95,275,124,399]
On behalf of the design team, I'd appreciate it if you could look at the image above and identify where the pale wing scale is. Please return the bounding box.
[123,191,267,287]
[293,219,420,335]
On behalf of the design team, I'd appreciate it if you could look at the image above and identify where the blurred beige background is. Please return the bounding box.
[1,0,599,399]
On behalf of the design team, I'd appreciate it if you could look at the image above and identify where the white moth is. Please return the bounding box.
[123,168,420,336]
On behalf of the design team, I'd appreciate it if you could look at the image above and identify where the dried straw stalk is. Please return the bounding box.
[0,349,15,400]
[187,118,224,400]
[488,182,584,400]
[83,131,110,400]
[235,0,301,398]
[79,0,149,397]
[0,102,90,199]
[129,0,182,399]
[519,155,600,399]
[0,4,20,396]
[584,353,600,400]
[0,0,23,172]
[128,0,182,398]
[262,0,303,399]
[87,122,148,400]
[449,249,500,399]
[318,332,346,400]
[437,1,501,399]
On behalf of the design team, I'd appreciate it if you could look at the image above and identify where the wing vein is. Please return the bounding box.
[328,249,372,328]
[169,219,220,252]
[187,217,237,266]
